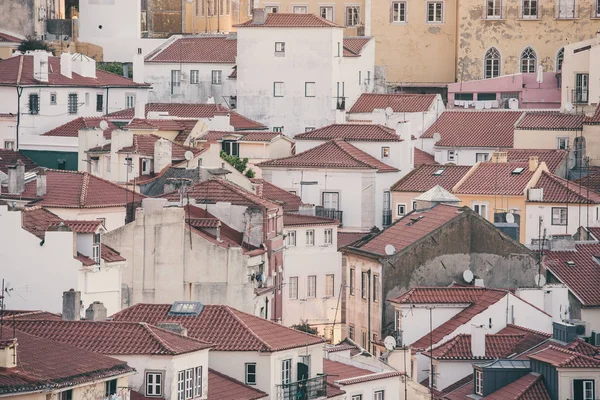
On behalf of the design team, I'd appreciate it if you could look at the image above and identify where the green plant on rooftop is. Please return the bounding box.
[245,168,256,179]
[220,151,249,174]
[97,62,133,78]
[292,321,318,335]
[18,37,54,55]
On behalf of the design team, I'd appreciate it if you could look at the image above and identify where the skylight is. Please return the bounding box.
[168,301,204,316]
[511,167,525,175]
[432,169,445,176]
[565,261,576,267]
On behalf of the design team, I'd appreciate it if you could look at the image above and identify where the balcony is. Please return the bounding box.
[382,209,392,228]
[555,4,579,18]
[276,375,327,400]
[335,97,346,111]
[315,207,343,226]
[572,89,589,104]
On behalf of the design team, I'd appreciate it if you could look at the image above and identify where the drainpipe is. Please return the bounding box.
[16,87,23,150]
[368,268,372,354]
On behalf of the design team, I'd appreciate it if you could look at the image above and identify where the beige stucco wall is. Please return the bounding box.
[581,308,600,335]
[583,124,600,166]
[561,36,600,108]
[53,376,130,400]
[513,128,580,149]
[559,369,600,400]
[391,191,423,220]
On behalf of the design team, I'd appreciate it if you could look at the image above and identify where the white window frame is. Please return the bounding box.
[245,363,257,385]
[307,275,316,298]
[320,6,334,20]
[324,228,333,245]
[275,41,286,54]
[373,274,379,302]
[305,82,316,97]
[92,233,101,264]
[426,1,443,22]
[557,136,569,149]
[184,368,194,400]
[382,146,390,158]
[50,92,57,105]
[447,150,456,162]
[177,371,185,400]
[194,367,202,397]
[142,158,151,175]
[484,47,501,78]
[345,6,360,26]
[325,274,334,297]
[361,271,368,299]
[520,47,537,73]
[211,70,222,85]
[265,5,279,13]
[351,395,362,400]
[145,371,163,397]
[473,203,489,219]
[293,5,307,13]
[286,230,296,246]
[583,380,594,400]
[289,276,298,299]
[486,0,502,18]
[190,70,200,84]
[281,359,292,384]
[306,229,315,246]
[475,370,483,395]
[392,1,407,22]
[274,82,285,97]
[171,70,181,94]
[552,207,568,225]
[397,204,406,217]
[476,153,489,162]
[68,93,78,114]
[374,390,384,400]
[557,0,577,18]
[522,0,538,17]
[4,140,15,150]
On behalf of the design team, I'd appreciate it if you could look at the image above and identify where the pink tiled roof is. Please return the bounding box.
[574,170,600,193]
[185,205,247,249]
[422,111,523,148]
[391,164,471,192]
[42,117,118,138]
[2,310,61,321]
[55,219,104,233]
[528,345,600,368]
[584,103,600,124]
[9,320,212,355]
[530,171,600,203]
[235,13,341,28]
[293,124,401,142]
[0,149,38,173]
[516,111,584,130]
[414,148,436,166]
[343,37,371,56]
[0,55,149,87]
[453,162,536,196]
[88,134,202,160]
[324,360,401,386]
[349,93,437,113]
[251,178,303,211]
[283,213,337,227]
[145,35,237,63]
[0,32,22,43]
[347,204,463,256]
[483,373,551,400]
[337,231,368,250]
[200,131,281,142]
[208,369,268,400]
[506,149,567,174]
[110,303,325,352]
[106,103,267,130]
[564,337,600,357]
[258,139,398,172]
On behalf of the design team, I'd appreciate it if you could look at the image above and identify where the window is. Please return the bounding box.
[324,228,333,245]
[413,201,417,210]
[349,324,355,340]
[361,271,368,299]
[374,391,385,400]
[177,371,185,400]
[361,329,367,348]
[373,274,379,302]
[4,141,15,150]
[351,395,362,400]
[184,369,194,399]
[397,204,406,217]
[105,379,118,397]
[141,158,151,175]
[275,41,286,55]
[350,268,355,295]
[265,5,279,13]
[245,363,256,385]
[222,140,239,156]
[473,203,488,219]
[486,0,502,18]
[305,82,316,97]
[274,82,285,97]
[146,372,163,396]
[282,359,292,384]
[431,364,437,388]
[126,94,135,108]
[323,192,340,210]
[346,6,360,25]
[194,367,202,397]
[286,230,296,246]
[306,229,315,245]
[522,0,538,17]
[475,370,483,395]
[382,147,390,158]
[212,70,222,85]
[557,136,569,149]
[366,71,371,85]
[556,47,564,71]
[572,379,595,400]
[85,92,90,106]
[520,47,537,73]
[171,70,181,94]
[394,309,401,331]
[59,390,72,400]
[307,275,316,298]
[484,47,501,78]
[273,126,284,133]
[220,0,224,15]
[28,93,39,114]
[392,1,407,22]
[305,127,315,132]
[293,5,307,12]
[557,0,577,18]
[49,92,57,105]
[575,73,589,104]
[476,153,489,162]
[325,274,334,297]
[96,94,103,112]
[57,159,66,170]
[320,6,333,20]
[92,233,101,264]
[597,0,600,16]
[427,1,443,22]
[289,276,298,299]
[190,70,199,84]
[447,150,456,162]
[552,207,568,225]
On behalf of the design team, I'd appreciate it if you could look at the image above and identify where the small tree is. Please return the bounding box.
[245,168,256,178]
[292,321,318,335]
[97,62,133,78]
[220,151,249,174]
[18,37,54,55]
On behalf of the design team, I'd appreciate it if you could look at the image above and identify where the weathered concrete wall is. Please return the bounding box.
[149,0,183,37]
[0,0,35,37]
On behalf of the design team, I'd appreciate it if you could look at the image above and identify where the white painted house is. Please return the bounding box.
[235,11,375,136]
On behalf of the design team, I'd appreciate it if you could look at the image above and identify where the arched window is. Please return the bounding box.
[484,47,501,78]
[556,47,564,72]
[520,47,537,73]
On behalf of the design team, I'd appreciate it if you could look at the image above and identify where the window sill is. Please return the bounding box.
[426,21,445,24]
[482,17,505,21]
[517,17,541,20]
[554,17,579,20]
[391,21,408,25]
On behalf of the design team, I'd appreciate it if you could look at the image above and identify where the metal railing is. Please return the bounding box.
[572,88,589,104]
[519,3,541,18]
[555,4,579,18]
[482,4,506,19]
[316,207,343,226]
[276,375,327,400]
[335,97,346,111]
[382,209,392,228]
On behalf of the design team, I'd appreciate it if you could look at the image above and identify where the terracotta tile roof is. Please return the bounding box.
[200,131,281,142]
[294,124,401,142]
[343,37,371,56]
[442,379,475,400]
[484,373,550,400]
[283,213,337,227]
[250,178,303,211]
[326,383,346,398]
[391,164,471,192]
[258,139,398,172]
[89,134,201,160]
[516,111,584,130]
[42,117,118,138]
[530,171,600,203]
[1,170,144,208]
[0,149,38,174]
[0,32,22,43]
[337,231,369,250]
[414,148,436,166]
[453,162,536,196]
[9,320,212,355]
[506,149,567,174]
[324,360,401,386]
[2,310,61,321]
[110,303,325,352]
[422,111,523,148]
[493,325,552,355]
[208,369,268,400]
[528,345,600,368]
[145,35,237,63]
[349,93,437,114]
[185,205,247,249]
[0,55,149,87]
[106,103,267,130]
[584,104,600,124]
[0,329,133,395]
[347,204,464,256]
[235,13,341,28]
[543,243,600,306]
[574,170,600,194]
[56,219,104,233]
[130,391,156,400]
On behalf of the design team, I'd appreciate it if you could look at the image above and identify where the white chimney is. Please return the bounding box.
[60,52,72,79]
[0,339,17,368]
[252,8,267,24]
[7,160,25,195]
[154,138,172,174]
[133,48,145,84]
[71,53,96,78]
[471,326,486,358]
[31,50,49,82]
[135,99,145,119]
[335,109,346,124]
[396,121,413,172]
[36,169,47,197]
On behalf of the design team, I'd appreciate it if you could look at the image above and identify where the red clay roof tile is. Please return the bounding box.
[484,373,551,400]
[42,117,118,138]
[235,13,341,27]
[145,35,237,63]
[337,231,369,250]
[530,171,600,203]
[250,178,303,211]
[453,162,537,196]
[294,124,401,142]
[391,164,471,192]
[283,213,337,227]
[506,149,567,174]
[516,111,584,130]
[208,369,268,400]
[343,37,372,56]
[414,148,436,166]
[0,32,22,43]
[0,149,38,174]
[200,131,282,142]
[349,93,437,113]
[528,345,600,368]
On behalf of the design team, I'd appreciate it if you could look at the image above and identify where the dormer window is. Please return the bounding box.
[92,233,101,264]
[511,167,525,174]
[475,370,483,395]
[432,168,445,176]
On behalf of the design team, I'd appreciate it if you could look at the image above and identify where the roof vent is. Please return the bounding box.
[511,167,525,175]
[406,215,424,226]
[565,261,576,267]
[168,301,204,316]
[432,169,445,176]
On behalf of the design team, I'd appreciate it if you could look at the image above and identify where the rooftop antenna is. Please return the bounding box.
[384,244,396,256]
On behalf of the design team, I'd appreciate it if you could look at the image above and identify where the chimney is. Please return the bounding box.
[133,48,145,84]
[36,169,47,197]
[7,160,25,195]
[0,338,17,368]
[71,53,96,78]
[549,234,576,251]
[490,151,508,163]
[135,99,145,119]
[335,109,346,124]
[62,289,81,321]
[529,156,539,172]
[252,8,267,24]
[154,138,172,174]
[471,327,486,358]
[396,121,414,172]
[60,52,72,79]
[31,50,49,83]
[156,322,188,336]
[85,301,107,321]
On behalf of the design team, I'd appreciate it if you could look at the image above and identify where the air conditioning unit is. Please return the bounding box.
[590,331,600,346]
[528,188,543,201]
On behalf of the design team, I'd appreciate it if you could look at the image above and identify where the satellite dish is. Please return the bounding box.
[433,132,442,143]
[534,274,546,287]
[384,336,396,351]
[385,244,396,256]
[184,150,194,161]
[505,212,515,224]
[564,102,574,113]
[99,120,109,131]
[463,269,474,283]
[384,107,394,117]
